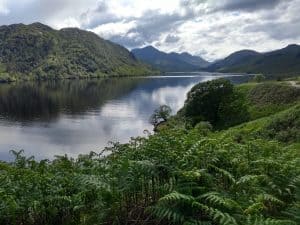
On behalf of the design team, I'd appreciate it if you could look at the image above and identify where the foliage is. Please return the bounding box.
[180,78,249,129]
[207,44,300,78]
[252,74,266,82]
[150,105,172,127]
[236,81,300,120]
[0,23,154,82]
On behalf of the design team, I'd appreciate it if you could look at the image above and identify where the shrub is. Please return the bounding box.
[150,105,172,127]
[181,78,249,129]
[252,74,266,82]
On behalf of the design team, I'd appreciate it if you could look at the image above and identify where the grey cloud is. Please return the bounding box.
[80,1,120,29]
[245,19,300,40]
[165,34,180,43]
[243,0,300,41]
[0,0,91,26]
[89,8,194,48]
[180,0,283,12]
[0,0,300,59]
[217,0,282,12]
[109,34,146,49]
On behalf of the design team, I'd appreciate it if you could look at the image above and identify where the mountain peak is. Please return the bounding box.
[29,22,53,30]
[141,45,159,52]
[132,46,210,71]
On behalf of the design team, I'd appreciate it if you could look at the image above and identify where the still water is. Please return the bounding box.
[0,73,250,160]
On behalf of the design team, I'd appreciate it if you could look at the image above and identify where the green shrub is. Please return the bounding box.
[264,105,300,142]
[181,78,249,129]
[252,74,266,82]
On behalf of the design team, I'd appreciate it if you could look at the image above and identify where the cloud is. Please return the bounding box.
[165,34,180,43]
[0,0,9,15]
[0,0,300,60]
[214,0,282,12]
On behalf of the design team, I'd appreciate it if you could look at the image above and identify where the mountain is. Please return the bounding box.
[207,44,300,77]
[132,46,210,72]
[0,23,153,82]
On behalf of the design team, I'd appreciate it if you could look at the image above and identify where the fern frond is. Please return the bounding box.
[199,192,242,211]
[236,175,266,186]
[149,205,185,223]
[210,165,236,185]
[256,194,284,206]
[245,215,296,225]
[159,191,195,204]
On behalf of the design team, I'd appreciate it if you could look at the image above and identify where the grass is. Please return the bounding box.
[236,81,300,120]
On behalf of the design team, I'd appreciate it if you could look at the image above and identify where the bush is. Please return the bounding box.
[181,78,249,129]
[264,105,300,142]
[252,74,266,82]
[150,105,172,127]
[194,121,213,135]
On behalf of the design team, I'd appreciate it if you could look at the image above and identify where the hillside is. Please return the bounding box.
[0,23,153,82]
[1,79,299,225]
[207,44,300,77]
[132,46,210,72]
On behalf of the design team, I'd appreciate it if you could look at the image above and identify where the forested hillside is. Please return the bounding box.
[0,78,299,225]
[207,44,300,77]
[0,23,153,82]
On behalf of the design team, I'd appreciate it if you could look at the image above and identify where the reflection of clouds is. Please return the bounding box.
[0,74,250,160]
[150,85,194,112]
[100,101,138,118]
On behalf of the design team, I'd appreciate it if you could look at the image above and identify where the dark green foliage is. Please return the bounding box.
[181,78,249,128]
[150,105,172,127]
[252,74,266,82]
[248,82,300,105]
[0,23,154,81]
[264,105,300,142]
[236,82,300,119]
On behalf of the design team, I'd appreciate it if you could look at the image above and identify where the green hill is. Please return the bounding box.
[0,23,154,82]
[207,44,300,77]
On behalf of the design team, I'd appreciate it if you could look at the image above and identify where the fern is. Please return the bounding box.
[149,205,185,223]
[245,215,296,225]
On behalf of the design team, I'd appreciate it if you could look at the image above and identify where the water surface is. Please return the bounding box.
[0,73,250,160]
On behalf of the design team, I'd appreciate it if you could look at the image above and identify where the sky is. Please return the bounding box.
[0,0,300,61]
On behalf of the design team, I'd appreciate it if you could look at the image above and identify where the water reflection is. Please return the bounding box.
[0,73,250,160]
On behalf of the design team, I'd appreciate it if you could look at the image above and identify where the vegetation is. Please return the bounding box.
[0,23,155,82]
[150,105,172,128]
[0,79,299,225]
[179,78,249,128]
[236,81,300,120]
[207,44,300,78]
[252,74,266,83]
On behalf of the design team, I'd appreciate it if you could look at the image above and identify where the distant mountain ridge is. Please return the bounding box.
[0,23,153,82]
[207,44,300,77]
[132,46,210,72]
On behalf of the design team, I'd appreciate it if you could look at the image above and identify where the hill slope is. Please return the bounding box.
[0,23,153,82]
[132,46,209,72]
[207,44,300,77]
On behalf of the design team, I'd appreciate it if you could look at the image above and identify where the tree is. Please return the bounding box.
[253,74,266,83]
[150,105,172,127]
[181,78,249,128]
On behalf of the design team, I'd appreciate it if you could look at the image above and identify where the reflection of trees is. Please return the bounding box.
[0,78,144,122]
